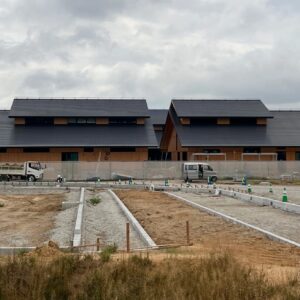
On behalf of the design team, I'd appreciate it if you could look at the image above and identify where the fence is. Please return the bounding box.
[39,161,300,181]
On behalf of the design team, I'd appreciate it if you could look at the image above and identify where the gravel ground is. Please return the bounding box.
[50,189,80,247]
[83,189,147,250]
[172,191,300,243]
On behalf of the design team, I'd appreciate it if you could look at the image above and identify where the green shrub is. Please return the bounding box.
[89,196,101,206]
[0,203,4,208]
[100,243,118,263]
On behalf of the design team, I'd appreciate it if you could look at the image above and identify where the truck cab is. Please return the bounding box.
[183,162,217,183]
[26,161,44,181]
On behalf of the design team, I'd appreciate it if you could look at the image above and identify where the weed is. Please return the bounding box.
[0,203,4,208]
[0,253,299,299]
[89,196,101,205]
[100,243,118,262]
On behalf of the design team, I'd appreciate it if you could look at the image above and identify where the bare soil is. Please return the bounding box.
[0,193,65,246]
[115,190,300,271]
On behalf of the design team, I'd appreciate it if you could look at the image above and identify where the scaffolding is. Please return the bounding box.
[241,153,278,161]
[191,153,227,161]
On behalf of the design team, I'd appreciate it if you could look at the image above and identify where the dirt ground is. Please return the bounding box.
[0,193,65,246]
[115,190,300,276]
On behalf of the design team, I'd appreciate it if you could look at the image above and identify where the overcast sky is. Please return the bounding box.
[0,0,300,109]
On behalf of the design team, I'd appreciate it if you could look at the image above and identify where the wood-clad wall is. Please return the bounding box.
[0,147,148,162]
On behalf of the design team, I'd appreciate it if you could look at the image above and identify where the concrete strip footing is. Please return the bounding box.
[180,186,300,215]
[108,189,157,248]
[73,187,85,247]
[166,192,300,248]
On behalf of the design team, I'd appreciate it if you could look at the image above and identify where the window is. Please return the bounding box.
[203,149,220,154]
[62,152,78,161]
[68,118,96,124]
[109,117,137,125]
[190,118,217,125]
[28,162,41,170]
[23,148,50,153]
[243,147,261,153]
[187,164,197,171]
[25,117,54,125]
[110,147,135,152]
[84,147,94,152]
[296,152,300,160]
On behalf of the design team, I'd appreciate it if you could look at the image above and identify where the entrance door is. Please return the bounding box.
[277,151,286,161]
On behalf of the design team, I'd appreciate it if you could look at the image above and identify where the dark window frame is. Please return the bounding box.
[243,147,261,153]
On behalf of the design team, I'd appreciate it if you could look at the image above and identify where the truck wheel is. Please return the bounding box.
[27,175,36,182]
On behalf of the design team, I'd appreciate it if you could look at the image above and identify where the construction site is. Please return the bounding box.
[1,99,300,297]
[0,177,299,268]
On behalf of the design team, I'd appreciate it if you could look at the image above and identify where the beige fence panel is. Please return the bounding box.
[39,161,300,181]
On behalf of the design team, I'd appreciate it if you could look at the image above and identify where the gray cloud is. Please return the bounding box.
[0,0,300,109]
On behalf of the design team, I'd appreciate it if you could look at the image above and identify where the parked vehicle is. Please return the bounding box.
[0,161,44,181]
[183,162,217,183]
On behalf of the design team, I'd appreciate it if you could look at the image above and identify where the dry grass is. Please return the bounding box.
[0,253,299,300]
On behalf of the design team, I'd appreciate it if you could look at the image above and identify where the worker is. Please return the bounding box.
[57,174,63,183]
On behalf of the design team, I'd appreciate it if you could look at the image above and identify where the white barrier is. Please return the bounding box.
[73,187,85,247]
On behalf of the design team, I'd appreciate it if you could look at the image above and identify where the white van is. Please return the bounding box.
[183,162,217,183]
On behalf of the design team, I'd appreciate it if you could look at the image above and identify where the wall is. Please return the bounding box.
[0,147,148,162]
[34,160,300,181]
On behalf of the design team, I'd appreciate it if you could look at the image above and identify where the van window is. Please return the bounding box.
[188,165,197,170]
[202,165,213,171]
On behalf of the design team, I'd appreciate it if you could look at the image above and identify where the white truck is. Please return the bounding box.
[183,162,218,183]
[0,161,44,181]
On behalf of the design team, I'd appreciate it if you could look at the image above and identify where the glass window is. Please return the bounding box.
[188,165,197,170]
[296,152,300,160]
[62,152,79,161]
[243,147,261,153]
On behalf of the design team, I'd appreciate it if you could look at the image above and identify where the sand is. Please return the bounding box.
[0,193,65,246]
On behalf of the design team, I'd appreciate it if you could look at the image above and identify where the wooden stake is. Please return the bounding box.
[126,222,130,252]
[96,238,100,251]
[186,221,190,245]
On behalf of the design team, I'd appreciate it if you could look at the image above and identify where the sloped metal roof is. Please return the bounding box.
[149,109,168,125]
[0,110,157,147]
[170,107,300,147]
[172,99,272,118]
[9,98,150,118]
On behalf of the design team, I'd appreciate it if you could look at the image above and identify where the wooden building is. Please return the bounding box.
[0,98,158,162]
[160,99,300,161]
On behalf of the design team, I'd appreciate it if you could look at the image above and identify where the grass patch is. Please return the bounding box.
[0,253,299,299]
[89,196,101,206]
[0,202,4,208]
[100,243,118,262]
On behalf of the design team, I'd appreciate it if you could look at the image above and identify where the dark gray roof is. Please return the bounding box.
[149,109,168,125]
[9,98,150,118]
[0,110,157,147]
[154,131,163,145]
[170,107,300,147]
[172,99,272,118]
